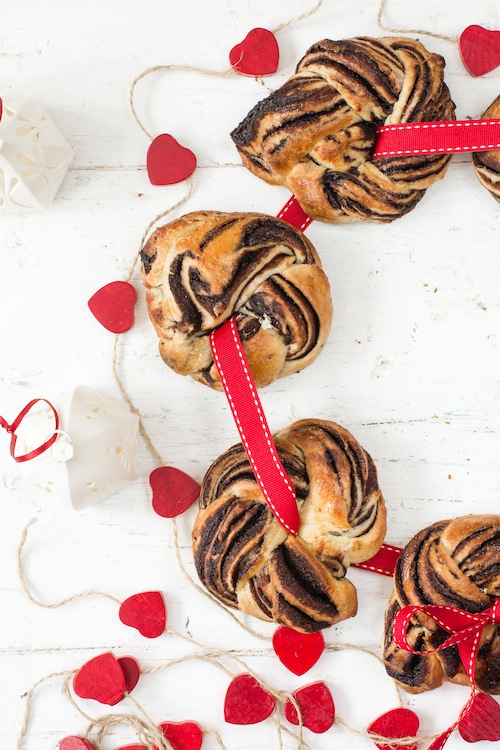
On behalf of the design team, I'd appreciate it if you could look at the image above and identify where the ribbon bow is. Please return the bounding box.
[393,599,500,749]
[0,398,59,462]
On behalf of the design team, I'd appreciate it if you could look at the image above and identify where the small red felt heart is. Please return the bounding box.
[73,652,125,706]
[229,28,279,77]
[146,134,196,186]
[284,682,335,734]
[458,693,500,743]
[224,673,275,724]
[459,25,500,77]
[59,738,96,750]
[367,708,420,750]
[119,591,167,638]
[159,721,204,750]
[272,627,324,676]
[150,467,200,518]
[88,281,136,334]
[117,656,141,694]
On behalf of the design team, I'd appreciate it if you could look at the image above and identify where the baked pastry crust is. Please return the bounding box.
[192,418,386,632]
[141,211,332,389]
[472,96,500,203]
[231,36,456,224]
[383,515,500,694]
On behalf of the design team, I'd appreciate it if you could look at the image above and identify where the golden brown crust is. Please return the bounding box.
[472,96,500,203]
[192,418,386,632]
[384,515,500,694]
[231,36,456,224]
[141,211,332,389]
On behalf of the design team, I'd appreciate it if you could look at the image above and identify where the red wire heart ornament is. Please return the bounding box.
[119,591,167,639]
[284,682,335,734]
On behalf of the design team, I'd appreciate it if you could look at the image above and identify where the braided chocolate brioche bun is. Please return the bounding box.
[231,37,456,224]
[472,96,500,202]
[192,419,386,633]
[141,211,332,390]
[384,515,500,694]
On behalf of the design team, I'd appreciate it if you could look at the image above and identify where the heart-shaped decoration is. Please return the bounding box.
[459,25,500,77]
[159,721,204,750]
[367,708,420,750]
[88,281,136,334]
[114,746,146,750]
[146,134,196,186]
[117,656,141,694]
[459,693,500,742]
[272,626,324,676]
[119,591,167,638]
[284,682,335,734]
[59,738,96,750]
[0,99,3,121]
[150,467,200,518]
[229,28,279,76]
[224,673,275,724]
[73,652,125,706]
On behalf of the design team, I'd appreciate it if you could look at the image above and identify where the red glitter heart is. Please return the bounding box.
[119,591,167,639]
[229,28,279,76]
[146,134,196,186]
[272,626,324,675]
[88,281,136,334]
[59,738,96,750]
[459,693,500,742]
[284,682,335,734]
[73,652,125,706]
[117,656,141,694]
[367,708,420,750]
[150,466,200,518]
[224,673,275,724]
[159,721,204,750]
[459,25,500,77]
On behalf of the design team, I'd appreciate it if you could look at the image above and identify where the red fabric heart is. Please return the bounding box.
[272,627,324,675]
[229,28,279,76]
[73,652,125,706]
[284,682,335,734]
[459,25,500,76]
[119,591,167,638]
[150,466,200,518]
[146,134,196,186]
[224,673,275,724]
[367,708,420,750]
[459,693,500,742]
[117,656,141,694]
[88,281,136,334]
[159,721,203,750]
[59,738,96,750]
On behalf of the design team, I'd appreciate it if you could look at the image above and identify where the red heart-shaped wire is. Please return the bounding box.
[73,652,125,706]
[367,708,420,750]
[459,25,500,76]
[229,28,279,76]
[88,281,136,334]
[159,721,204,750]
[150,466,200,518]
[284,682,335,734]
[146,134,197,185]
[119,591,167,638]
[272,627,324,675]
[458,693,500,742]
[59,738,96,750]
[224,674,275,724]
[117,656,141,694]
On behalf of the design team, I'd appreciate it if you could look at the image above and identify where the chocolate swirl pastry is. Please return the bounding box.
[231,36,456,224]
[472,96,500,203]
[384,515,500,694]
[192,419,386,633]
[141,211,332,390]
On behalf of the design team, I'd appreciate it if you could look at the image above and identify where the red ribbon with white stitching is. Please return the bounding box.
[0,398,59,462]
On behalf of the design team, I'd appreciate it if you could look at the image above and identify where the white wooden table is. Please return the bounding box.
[1,1,499,748]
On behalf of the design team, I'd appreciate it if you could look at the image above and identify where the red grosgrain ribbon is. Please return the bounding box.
[393,599,500,750]
[277,195,313,232]
[352,543,402,577]
[210,316,300,535]
[373,119,500,159]
[0,398,60,462]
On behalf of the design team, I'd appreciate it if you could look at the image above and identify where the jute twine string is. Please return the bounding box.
[377,0,458,42]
